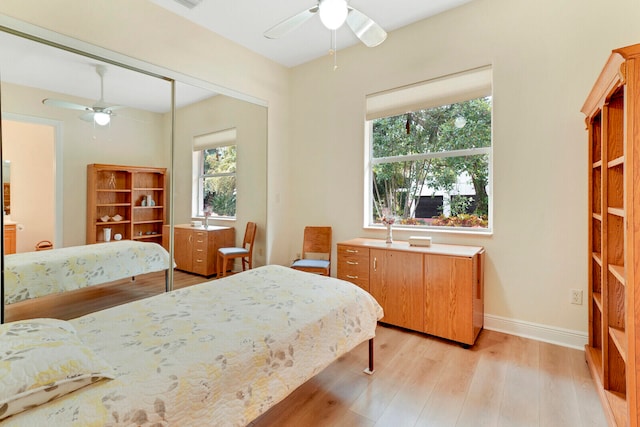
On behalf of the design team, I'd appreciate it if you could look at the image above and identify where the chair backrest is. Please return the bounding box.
[35,240,54,251]
[301,226,332,261]
[243,222,257,254]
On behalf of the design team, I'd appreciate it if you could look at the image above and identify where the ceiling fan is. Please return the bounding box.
[264,0,387,48]
[42,65,124,126]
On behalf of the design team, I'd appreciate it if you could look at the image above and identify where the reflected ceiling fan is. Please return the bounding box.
[42,65,125,126]
[264,0,387,48]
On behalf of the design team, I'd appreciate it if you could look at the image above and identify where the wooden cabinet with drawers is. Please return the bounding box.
[163,224,234,276]
[337,238,485,346]
[4,223,16,254]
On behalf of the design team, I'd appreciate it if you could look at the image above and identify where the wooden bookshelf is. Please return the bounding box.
[581,43,640,426]
[87,164,167,245]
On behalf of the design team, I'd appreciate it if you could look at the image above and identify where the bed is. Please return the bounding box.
[3,240,171,305]
[0,265,383,426]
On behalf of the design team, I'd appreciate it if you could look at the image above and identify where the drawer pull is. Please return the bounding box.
[346,249,358,253]
[346,275,359,279]
[346,261,358,265]
[195,259,203,263]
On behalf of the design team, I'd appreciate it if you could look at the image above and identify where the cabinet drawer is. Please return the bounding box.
[338,275,370,291]
[193,247,207,259]
[193,232,208,251]
[192,256,208,275]
[337,245,370,290]
[338,257,369,279]
[338,244,369,261]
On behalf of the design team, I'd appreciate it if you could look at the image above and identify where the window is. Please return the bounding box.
[192,129,237,218]
[365,67,492,231]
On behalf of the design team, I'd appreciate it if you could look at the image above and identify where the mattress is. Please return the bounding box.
[1,265,383,426]
[3,241,171,304]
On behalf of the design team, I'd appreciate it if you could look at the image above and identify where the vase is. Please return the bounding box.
[104,228,112,242]
[385,224,393,244]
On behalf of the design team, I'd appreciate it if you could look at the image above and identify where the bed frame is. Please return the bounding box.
[1,240,171,318]
[2,265,382,425]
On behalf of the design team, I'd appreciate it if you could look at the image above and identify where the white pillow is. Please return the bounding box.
[0,318,115,420]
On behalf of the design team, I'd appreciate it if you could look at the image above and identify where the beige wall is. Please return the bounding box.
[288,0,640,336]
[3,0,640,342]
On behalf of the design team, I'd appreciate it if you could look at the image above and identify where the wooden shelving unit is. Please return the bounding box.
[87,164,167,245]
[581,43,640,426]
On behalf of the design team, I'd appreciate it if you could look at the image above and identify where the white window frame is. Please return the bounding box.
[364,67,493,233]
[191,128,237,219]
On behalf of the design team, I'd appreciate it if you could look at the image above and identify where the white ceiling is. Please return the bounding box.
[0,0,471,115]
[149,0,473,68]
[0,30,215,114]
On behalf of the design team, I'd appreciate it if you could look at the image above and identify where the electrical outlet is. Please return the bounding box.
[571,289,583,305]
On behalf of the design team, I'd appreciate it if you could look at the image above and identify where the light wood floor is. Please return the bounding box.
[4,270,206,322]
[4,271,607,426]
[253,326,607,427]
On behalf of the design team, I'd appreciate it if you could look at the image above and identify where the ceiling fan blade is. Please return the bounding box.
[43,98,91,111]
[346,7,387,48]
[93,103,126,113]
[264,6,319,39]
[79,112,96,122]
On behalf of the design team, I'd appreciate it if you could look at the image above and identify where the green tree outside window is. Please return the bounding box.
[201,145,236,217]
[371,97,492,229]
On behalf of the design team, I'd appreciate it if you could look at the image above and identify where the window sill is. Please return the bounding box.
[194,216,236,223]
[364,225,493,237]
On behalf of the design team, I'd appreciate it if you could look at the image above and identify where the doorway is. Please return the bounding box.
[2,118,57,253]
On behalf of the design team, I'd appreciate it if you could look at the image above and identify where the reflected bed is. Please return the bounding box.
[3,241,171,305]
[0,265,383,426]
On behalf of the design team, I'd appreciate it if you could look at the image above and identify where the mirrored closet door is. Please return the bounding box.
[0,22,267,323]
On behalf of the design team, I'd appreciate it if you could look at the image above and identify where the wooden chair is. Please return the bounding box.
[217,222,257,277]
[35,240,54,251]
[290,226,332,276]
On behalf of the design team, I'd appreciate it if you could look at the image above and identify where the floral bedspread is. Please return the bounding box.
[4,241,171,304]
[1,265,383,426]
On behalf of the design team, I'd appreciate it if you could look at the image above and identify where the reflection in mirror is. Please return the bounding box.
[172,83,267,272]
[2,160,9,215]
[0,27,268,324]
[0,30,174,251]
[0,30,173,322]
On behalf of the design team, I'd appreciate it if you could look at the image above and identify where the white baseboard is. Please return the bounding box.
[484,314,588,350]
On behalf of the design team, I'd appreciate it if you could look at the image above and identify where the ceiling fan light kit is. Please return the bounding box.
[93,111,111,126]
[263,0,388,61]
[319,0,348,30]
[42,65,123,127]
